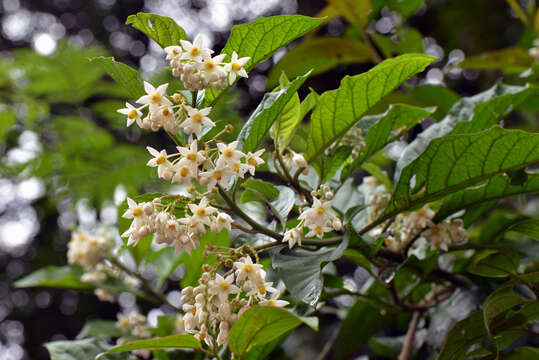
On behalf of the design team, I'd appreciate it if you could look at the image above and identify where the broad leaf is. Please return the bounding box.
[502,347,539,359]
[467,249,520,278]
[305,53,434,163]
[228,306,302,358]
[271,77,301,150]
[313,146,353,184]
[204,15,325,106]
[126,13,187,49]
[243,332,290,360]
[395,83,534,179]
[90,57,145,100]
[482,280,529,333]
[270,186,295,227]
[267,37,374,89]
[434,173,539,222]
[237,72,310,153]
[272,236,348,305]
[240,178,279,204]
[508,218,539,240]
[15,265,93,290]
[46,338,135,360]
[438,311,487,360]
[370,126,539,234]
[96,335,200,359]
[77,321,122,339]
[459,47,533,74]
[328,0,372,28]
[0,108,16,143]
[341,104,435,179]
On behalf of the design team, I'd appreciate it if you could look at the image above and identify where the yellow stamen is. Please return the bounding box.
[195,208,206,217]
[132,208,143,216]
[151,93,161,103]
[128,109,138,119]
[193,113,203,123]
[187,153,196,161]
[213,171,222,180]
[219,282,229,291]
[204,60,215,70]
[232,63,242,71]
[316,207,324,215]
[156,155,166,165]
[224,149,233,158]
[248,157,258,166]
[162,108,171,116]
[244,264,253,273]
[258,286,266,295]
[180,167,189,177]
[190,47,200,56]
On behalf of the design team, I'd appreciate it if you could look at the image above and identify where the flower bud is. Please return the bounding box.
[143,202,154,215]
[333,218,342,232]
[293,153,307,168]
[325,191,333,200]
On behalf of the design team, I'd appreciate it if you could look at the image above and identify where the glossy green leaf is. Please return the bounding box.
[204,15,324,106]
[240,178,279,203]
[328,0,372,28]
[15,266,93,290]
[313,146,353,184]
[467,249,520,278]
[238,71,310,153]
[438,310,487,360]
[434,173,539,222]
[395,84,534,179]
[243,332,290,360]
[271,78,301,150]
[228,306,302,358]
[397,28,424,53]
[459,47,533,74]
[90,57,145,100]
[341,104,435,179]
[0,109,16,143]
[267,37,373,88]
[306,53,434,163]
[483,280,528,333]
[409,84,460,120]
[46,338,135,360]
[126,13,187,49]
[270,186,295,227]
[77,321,122,339]
[272,236,348,305]
[375,127,539,233]
[97,335,200,359]
[508,218,539,240]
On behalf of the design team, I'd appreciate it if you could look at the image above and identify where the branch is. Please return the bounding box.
[398,310,422,360]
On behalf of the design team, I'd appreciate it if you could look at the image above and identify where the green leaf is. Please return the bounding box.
[0,108,16,143]
[270,186,296,227]
[243,332,290,360]
[483,280,529,333]
[377,126,539,232]
[397,28,424,53]
[15,266,93,290]
[305,53,435,163]
[467,248,520,278]
[271,79,301,150]
[46,338,135,360]
[502,347,539,360]
[77,321,122,339]
[328,0,372,28]
[409,85,460,120]
[459,47,533,74]
[395,84,534,179]
[434,173,539,223]
[126,13,187,49]
[97,335,200,359]
[508,218,539,240]
[267,37,373,89]
[313,146,353,184]
[341,104,435,179]
[240,178,280,203]
[204,15,325,106]
[228,306,302,358]
[90,57,145,100]
[272,236,348,305]
[386,0,425,18]
[180,229,231,288]
[361,162,393,191]
[438,310,487,360]
[146,247,182,289]
[332,283,392,360]
[237,72,310,153]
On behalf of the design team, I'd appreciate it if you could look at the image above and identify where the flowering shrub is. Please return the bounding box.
[14,6,539,360]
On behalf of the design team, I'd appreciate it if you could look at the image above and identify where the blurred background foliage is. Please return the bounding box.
[0,0,538,359]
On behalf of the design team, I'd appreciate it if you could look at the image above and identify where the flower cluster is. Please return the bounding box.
[121,196,232,254]
[145,140,265,188]
[283,187,341,248]
[421,218,466,251]
[181,257,288,348]
[165,35,250,91]
[116,311,152,358]
[340,127,366,160]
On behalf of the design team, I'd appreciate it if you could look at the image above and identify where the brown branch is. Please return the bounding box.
[398,310,422,360]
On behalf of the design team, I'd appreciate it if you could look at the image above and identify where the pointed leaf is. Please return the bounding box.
[46,338,135,360]
[90,57,145,100]
[126,13,187,49]
[306,53,435,163]
[15,265,92,290]
[97,335,200,359]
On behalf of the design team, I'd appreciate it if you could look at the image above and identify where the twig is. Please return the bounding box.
[398,310,422,360]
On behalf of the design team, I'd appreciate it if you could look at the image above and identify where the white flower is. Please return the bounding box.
[216,321,229,346]
[209,273,240,302]
[171,163,194,185]
[177,141,205,170]
[283,228,302,248]
[245,281,278,298]
[231,161,251,178]
[245,149,265,175]
[234,257,264,284]
[299,198,333,227]
[117,102,143,127]
[122,198,145,221]
[200,54,227,80]
[180,35,213,62]
[259,292,289,308]
[136,81,172,111]
[212,212,233,232]
[181,106,215,137]
[164,45,182,60]
[146,147,172,179]
[188,197,217,227]
[225,51,250,84]
[216,141,244,166]
[422,224,451,251]
[305,224,333,239]
[199,165,234,189]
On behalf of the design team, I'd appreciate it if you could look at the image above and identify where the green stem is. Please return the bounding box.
[506,0,531,26]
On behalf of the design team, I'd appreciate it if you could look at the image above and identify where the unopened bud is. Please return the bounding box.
[172,93,185,103]
[143,202,154,215]
[325,191,333,200]
[292,153,308,168]
[202,264,212,272]
[225,124,234,133]
[187,186,196,194]
[333,218,342,231]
